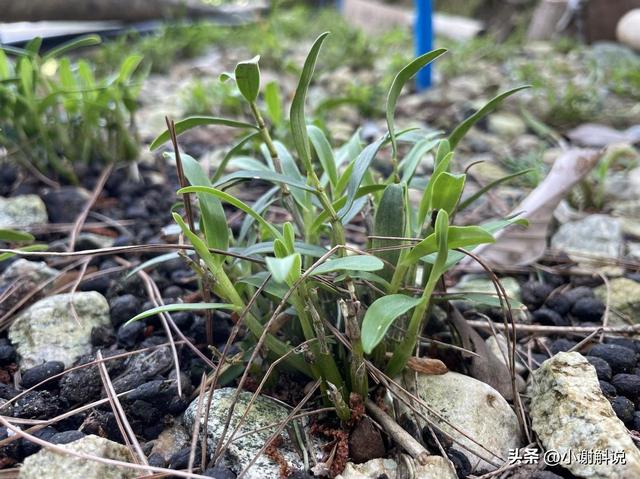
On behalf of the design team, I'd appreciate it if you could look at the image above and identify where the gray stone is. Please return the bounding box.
[183,387,317,478]
[335,455,456,479]
[529,352,640,478]
[0,259,58,286]
[594,278,640,323]
[0,195,47,228]
[486,334,526,374]
[487,113,526,138]
[397,371,523,472]
[150,422,190,463]
[551,215,623,264]
[9,292,111,370]
[18,434,135,479]
[617,9,640,52]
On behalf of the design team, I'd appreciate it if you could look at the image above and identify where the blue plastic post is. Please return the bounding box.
[336,0,344,11]
[415,0,433,90]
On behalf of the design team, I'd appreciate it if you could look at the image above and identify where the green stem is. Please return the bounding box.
[212,268,312,376]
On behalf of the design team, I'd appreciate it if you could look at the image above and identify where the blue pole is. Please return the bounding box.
[415,0,433,90]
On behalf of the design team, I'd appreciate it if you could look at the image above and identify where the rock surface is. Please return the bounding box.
[594,278,640,324]
[0,259,57,286]
[9,292,111,370]
[183,387,316,478]
[529,352,640,478]
[617,9,640,51]
[551,215,622,264]
[0,195,47,227]
[398,371,523,472]
[336,455,456,479]
[18,434,135,479]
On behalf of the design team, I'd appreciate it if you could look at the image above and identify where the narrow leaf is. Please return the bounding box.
[448,86,530,149]
[151,116,258,150]
[213,169,316,192]
[128,303,238,324]
[178,186,281,240]
[290,32,330,173]
[311,255,384,275]
[430,172,465,216]
[43,34,101,61]
[234,56,261,103]
[361,295,422,354]
[458,169,533,211]
[266,254,301,284]
[386,49,447,157]
[308,125,338,189]
[0,229,35,242]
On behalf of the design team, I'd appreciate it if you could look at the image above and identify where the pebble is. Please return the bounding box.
[349,417,386,464]
[0,383,18,400]
[520,281,554,310]
[610,396,635,424]
[599,380,617,398]
[588,343,636,374]
[571,297,605,322]
[0,345,16,365]
[109,294,142,328]
[19,426,58,458]
[21,361,65,389]
[41,187,90,223]
[585,356,612,381]
[543,293,571,316]
[203,467,237,478]
[611,374,640,400]
[116,321,146,348]
[549,339,577,355]
[532,308,569,326]
[564,286,595,304]
[127,379,179,406]
[13,391,63,419]
[50,430,85,445]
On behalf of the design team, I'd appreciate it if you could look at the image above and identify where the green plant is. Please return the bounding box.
[143,35,528,419]
[0,36,144,182]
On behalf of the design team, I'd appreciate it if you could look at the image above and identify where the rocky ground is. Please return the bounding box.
[1,12,640,479]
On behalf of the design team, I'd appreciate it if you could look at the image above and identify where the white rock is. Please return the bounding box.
[336,455,456,479]
[0,195,47,228]
[487,113,526,138]
[1,259,57,285]
[9,292,111,370]
[486,334,526,374]
[18,435,135,479]
[594,278,640,324]
[551,215,623,264]
[530,352,640,478]
[617,9,640,51]
[183,387,320,478]
[397,371,523,472]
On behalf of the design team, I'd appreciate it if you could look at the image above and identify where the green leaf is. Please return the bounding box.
[386,49,447,158]
[0,50,10,80]
[310,184,386,233]
[434,139,450,167]
[337,136,386,218]
[234,56,261,103]
[213,131,261,182]
[178,186,282,240]
[440,292,524,310]
[400,138,439,183]
[308,125,338,189]
[0,229,35,242]
[458,169,533,211]
[430,172,465,216]
[402,225,495,266]
[448,86,529,149]
[266,254,301,284]
[431,209,451,277]
[264,81,282,126]
[128,302,238,324]
[116,54,143,84]
[290,32,329,173]
[372,183,406,281]
[417,151,454,229]
[213,169,316,192]
[126,252,185,278]
[361,294,422,354]
[43,34,101,61]
[179,153,229,253]
[150,116,258,150]
[173,213,221,275]
[238,186,278,242]
[311,255,384,275]
[274,141,310,210]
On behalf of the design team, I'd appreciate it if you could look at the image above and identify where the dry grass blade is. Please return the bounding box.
[189,373,208,474]
[0,416,212,479]
[236,380,321,479]
[96,350,150,471]
[68,163,113,252]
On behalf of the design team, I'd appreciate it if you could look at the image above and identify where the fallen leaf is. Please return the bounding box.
[406,356,448,375]
[464,148,601,268]
[567,123,640,148]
